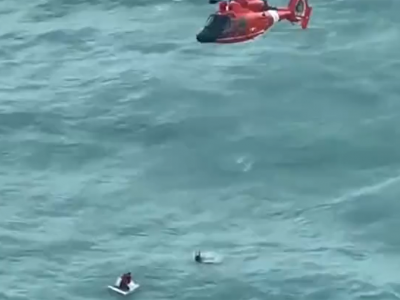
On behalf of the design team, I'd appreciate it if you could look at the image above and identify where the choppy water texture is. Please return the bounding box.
[1,0,400,299]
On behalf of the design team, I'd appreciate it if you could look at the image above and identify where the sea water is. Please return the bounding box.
[1,0,400,299]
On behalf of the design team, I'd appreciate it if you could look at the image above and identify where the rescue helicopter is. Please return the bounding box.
[196,0,312,43]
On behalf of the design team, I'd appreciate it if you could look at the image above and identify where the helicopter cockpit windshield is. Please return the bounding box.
[196,13,232,43]
[204,14,231,35]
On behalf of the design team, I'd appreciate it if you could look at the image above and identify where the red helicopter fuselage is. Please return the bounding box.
[196,0,312,44]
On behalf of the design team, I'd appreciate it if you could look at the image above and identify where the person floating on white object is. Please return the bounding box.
[194,251,203,263]
[193,250,223,264]
[108,271,140,295]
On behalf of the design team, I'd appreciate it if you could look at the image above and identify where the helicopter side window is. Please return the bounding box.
[295,0,305,15]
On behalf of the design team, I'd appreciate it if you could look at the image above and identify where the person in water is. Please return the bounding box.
[119,272,132,291]
[195,251,202,263]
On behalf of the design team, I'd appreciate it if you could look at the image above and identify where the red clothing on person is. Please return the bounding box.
[119,273,132,290]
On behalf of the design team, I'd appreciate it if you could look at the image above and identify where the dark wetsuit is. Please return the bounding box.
[195,253,202,263]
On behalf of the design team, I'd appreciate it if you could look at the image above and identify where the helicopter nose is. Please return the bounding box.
[196,30,217,43]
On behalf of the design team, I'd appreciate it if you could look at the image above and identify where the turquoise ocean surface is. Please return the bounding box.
[1,0,400,299]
